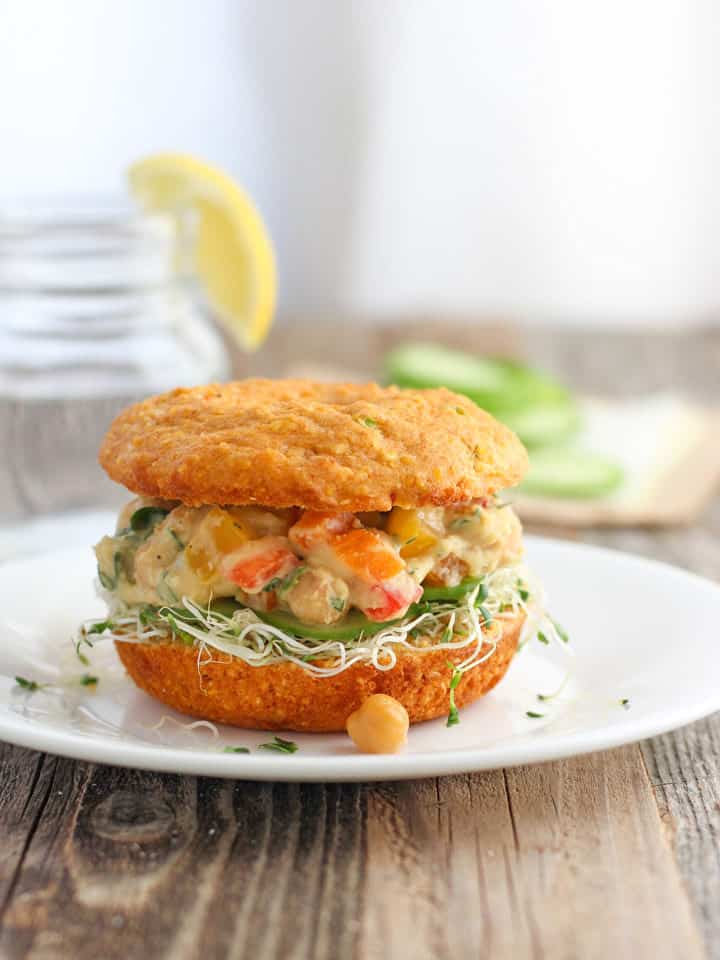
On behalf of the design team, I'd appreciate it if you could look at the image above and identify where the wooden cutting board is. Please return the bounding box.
[515,399,720,527]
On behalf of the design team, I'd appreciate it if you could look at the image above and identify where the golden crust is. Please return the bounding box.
[99,379,528,511]
[114,613,523,732]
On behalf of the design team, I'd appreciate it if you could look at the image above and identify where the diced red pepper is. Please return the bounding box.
[226,542,298,593]
[363,582,422,622]
[288,511,356,550]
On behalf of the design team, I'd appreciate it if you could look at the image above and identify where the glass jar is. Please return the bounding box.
[0,199,230,519]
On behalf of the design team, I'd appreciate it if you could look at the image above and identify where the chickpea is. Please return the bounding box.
[346,694,409,754]
[286,568,349,625]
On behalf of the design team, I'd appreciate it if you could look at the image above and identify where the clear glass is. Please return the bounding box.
[0,198,230,519]
[0,197,228,397]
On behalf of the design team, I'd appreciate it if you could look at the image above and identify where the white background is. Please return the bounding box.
[2,0,718,325]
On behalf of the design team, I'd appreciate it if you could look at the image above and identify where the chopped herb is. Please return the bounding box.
[552,618,569,644]
[113,551,125,582]
[620,698,631,710]
[112,550,136,586]
[446,661,462,727]
[411,600,433,615]
[454,406,466,415]
[450,517,470,529]
[262,577,283,593]
[473,507,482,517]
[279,565,307,592]
[358,416,378,428]
[526,711,545,719]
[15,676,44,692]
[97,566,116,591]
[537,631,549,645]
[223,745,250,754]
[166,614,195,646]
[80,674,99,687]
[258,736,299,754]
[537,674,570,702]
[139,606,156,626]
[441,626,453,644]
[130,506,170,533]
[169,529,185,550]
[477,605,493,626]
[330,596,345,612]
[157,573,179,605]
[404,536,417,546]
[75,633,94,665]
[495,501,513,510]
[87,619,113,635]
[517,580,529,602]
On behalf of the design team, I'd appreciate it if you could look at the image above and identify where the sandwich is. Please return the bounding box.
[82,378,547,732]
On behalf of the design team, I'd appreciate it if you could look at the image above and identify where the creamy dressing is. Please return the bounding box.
[95,498,523,625]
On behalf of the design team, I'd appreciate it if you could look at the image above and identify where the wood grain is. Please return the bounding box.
[361,755,705,960]
[1,322,719,960]
[1,764,366,960]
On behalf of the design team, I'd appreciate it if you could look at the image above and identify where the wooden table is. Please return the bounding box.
[1,324,719,960]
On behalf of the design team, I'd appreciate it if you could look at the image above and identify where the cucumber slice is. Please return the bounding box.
[500,403,581,449]
[385,343,509,396]
[489,357,573,408]
[209,598,243,618]
[258,581,488,637]
[385,342,579,447]
[519,449,624,499]
[151,599,393,642]
[421,577,487,603]
[156,588,484,645]
[256,607,394,641]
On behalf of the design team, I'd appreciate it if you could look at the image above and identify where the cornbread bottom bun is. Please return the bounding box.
[115,613,524,732]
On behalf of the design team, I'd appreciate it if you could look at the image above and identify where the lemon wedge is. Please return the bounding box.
[128,153,277,351]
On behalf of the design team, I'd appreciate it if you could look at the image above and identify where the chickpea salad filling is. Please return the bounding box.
[80,498,566,681]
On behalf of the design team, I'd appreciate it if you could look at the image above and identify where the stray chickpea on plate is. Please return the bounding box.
[78,378,565,754]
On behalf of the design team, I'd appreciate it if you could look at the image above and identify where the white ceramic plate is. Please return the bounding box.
[1,527,719,781]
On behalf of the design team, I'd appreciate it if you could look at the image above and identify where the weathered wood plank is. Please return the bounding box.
[548,443,720,952]
[0,751,92,958]
[642,720,720,958]
[361,751,706,960]
[0,762,367,960]
[0,745,58,915]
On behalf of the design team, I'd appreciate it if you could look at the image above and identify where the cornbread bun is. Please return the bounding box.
[115,612,523,732]
[100,379,528,511]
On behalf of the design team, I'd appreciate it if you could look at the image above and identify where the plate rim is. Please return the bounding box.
[1,533,719,781]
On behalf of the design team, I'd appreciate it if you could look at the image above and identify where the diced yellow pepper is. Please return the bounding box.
[186,508,252,582]
[186,543,215,581]
[385,507,438,558]
[208,508,252,553]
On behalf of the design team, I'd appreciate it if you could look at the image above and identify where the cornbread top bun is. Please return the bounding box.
[99,379,528,511]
